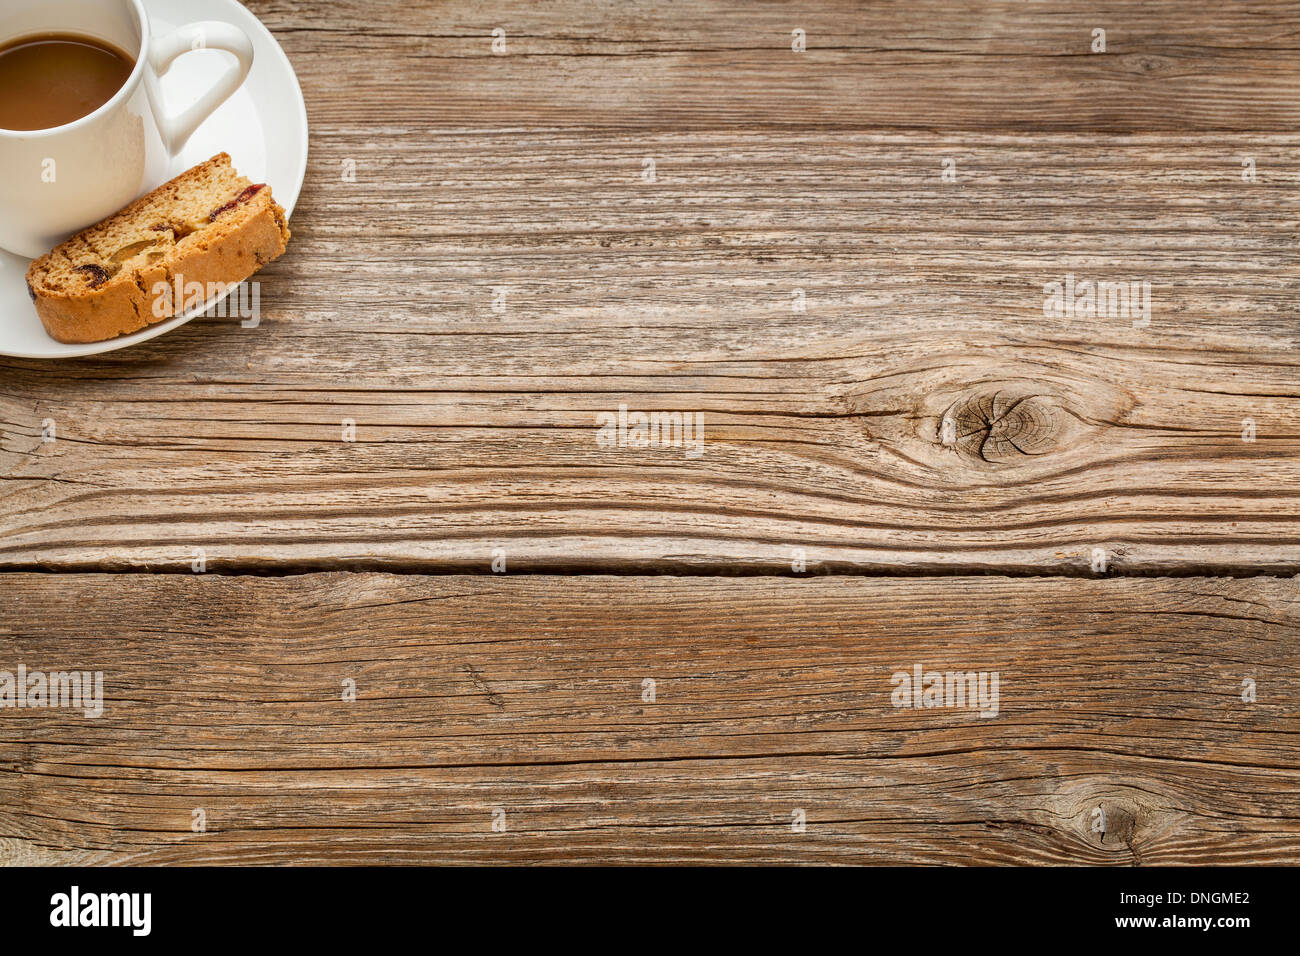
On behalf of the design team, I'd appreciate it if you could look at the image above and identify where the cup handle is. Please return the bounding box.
[149,22,254,155]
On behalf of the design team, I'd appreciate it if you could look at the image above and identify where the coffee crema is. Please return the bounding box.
[0,33,135,132]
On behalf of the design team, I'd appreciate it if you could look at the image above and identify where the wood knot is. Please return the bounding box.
[940,392,1056,463]
[1120,53,1171,75]
[1060,783,1175,864]
[1083,799,1148,863]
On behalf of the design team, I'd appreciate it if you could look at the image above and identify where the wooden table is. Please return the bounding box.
[2,0,1299,865]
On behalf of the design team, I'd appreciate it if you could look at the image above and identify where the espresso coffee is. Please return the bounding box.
[0,34,135,131]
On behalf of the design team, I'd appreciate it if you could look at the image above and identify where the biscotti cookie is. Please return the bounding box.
[26,153,290,344]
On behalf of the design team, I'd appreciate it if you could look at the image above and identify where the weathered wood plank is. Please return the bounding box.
[0,573,1295,864]
[249,0,1300,131]
[2,133,1298,574]
[2,0,1296,874]
[167,130,1300,346]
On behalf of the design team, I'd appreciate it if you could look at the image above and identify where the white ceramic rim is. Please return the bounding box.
[0,0,151,140]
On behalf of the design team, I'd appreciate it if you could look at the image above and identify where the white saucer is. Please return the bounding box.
[0,0,308,358]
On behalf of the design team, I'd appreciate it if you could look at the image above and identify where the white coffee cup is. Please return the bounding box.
[0,0,254,258]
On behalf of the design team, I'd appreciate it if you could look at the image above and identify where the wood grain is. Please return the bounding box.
[2,0,1299,868]
[2,133,1298,574]
[3,2,1299,575]
[1,573,1296,865]
[251,0,1300,132]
